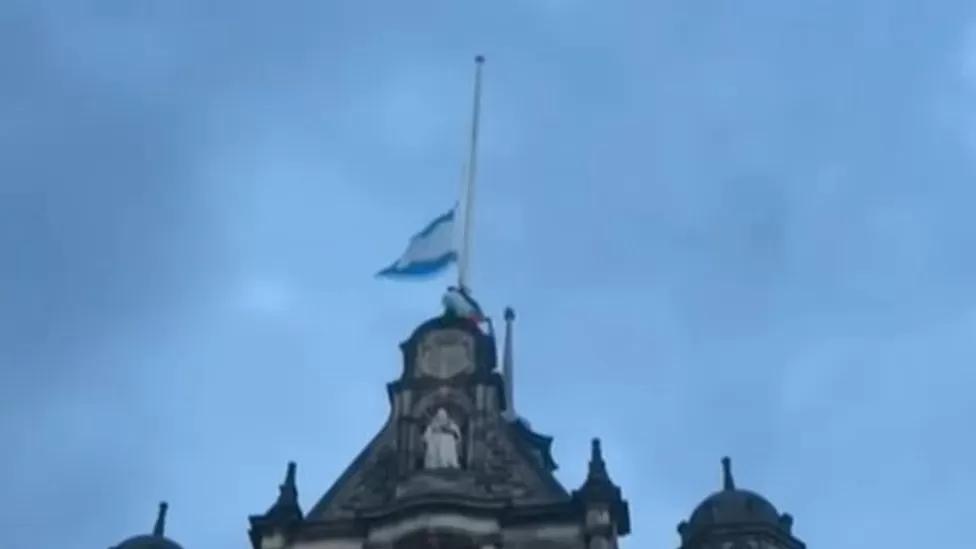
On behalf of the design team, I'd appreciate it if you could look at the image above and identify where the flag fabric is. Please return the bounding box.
[376,206,458,278]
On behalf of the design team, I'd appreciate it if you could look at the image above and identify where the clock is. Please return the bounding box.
[416,329,475,379]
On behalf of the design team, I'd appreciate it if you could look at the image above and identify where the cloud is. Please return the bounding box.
[4,2,976,549]
[0,6,220,380]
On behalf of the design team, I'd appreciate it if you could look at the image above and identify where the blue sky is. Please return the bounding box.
[2,1,975,548]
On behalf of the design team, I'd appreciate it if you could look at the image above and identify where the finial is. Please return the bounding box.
[591,438,603,461]
[475,54,485,64]
[779,512,794,533]
[573,437,621,504]
[677,521,689,541]
[502,306,516,419]
[278,461,298,502]
[285,461,296,486]
[721,456,736,491]
[587,437,609,480]
[265,460,303,524]
[152,501,168,537]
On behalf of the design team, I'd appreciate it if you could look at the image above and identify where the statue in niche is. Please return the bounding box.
[423,408,462,470]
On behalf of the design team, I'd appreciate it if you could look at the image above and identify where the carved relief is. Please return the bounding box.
[338,446,398,511]
[320,414,565,519]
[416,329,475,379]
[412,387,475,418]
[470,419,535,499]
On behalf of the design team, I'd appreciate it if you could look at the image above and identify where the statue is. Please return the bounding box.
[443,286,485,324]
[423,408,462,469]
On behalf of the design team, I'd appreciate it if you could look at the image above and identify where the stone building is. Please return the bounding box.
[108,303,806,549]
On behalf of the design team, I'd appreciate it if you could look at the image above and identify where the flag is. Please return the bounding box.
[376,206,458,278]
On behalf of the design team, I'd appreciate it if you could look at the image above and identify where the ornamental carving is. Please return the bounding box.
[340,446,398,511]
[471,419,534,499]
[415,329,475,379]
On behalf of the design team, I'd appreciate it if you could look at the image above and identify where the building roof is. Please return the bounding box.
[113,534,183,549]
[112,503,183,549]
[249,310,597,548]
[677,458,800,548]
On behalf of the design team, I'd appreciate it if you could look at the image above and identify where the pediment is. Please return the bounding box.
[305,415,569,525]
[305,426,399,520]
[468,417,568,504]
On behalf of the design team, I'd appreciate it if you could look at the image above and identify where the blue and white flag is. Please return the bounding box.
[377,206,458,278]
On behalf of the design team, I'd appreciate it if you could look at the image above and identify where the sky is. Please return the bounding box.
[2,1,975,548]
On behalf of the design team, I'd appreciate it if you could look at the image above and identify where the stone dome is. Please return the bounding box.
[687,485,782,527]
[114,534,184,549]
[677,458,794,543]
[111,502,184,549]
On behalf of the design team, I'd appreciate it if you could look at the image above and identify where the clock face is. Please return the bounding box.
[416,329,475,379]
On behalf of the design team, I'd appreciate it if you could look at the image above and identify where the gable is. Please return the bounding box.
[470,416,569,503]
[303,314,570,527]
[304,414,568,523]
[305,425,398,520]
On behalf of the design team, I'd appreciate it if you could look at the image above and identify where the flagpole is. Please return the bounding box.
[457,55,484,292]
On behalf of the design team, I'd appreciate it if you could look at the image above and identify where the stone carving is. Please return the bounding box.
[423,408,462,469]
[472,419,534,499]
[340,446,397,511]
[319,409,566,518]
[411,386,475,418]
[395,469,481,500]
[416,329,475,379]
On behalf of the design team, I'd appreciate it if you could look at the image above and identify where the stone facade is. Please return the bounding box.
[109,307,806,549]
[247,312,630,549]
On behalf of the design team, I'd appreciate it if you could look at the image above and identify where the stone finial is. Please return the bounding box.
[676,520,689,541]
[283,462,298,495]
[277,461,299,505]
[152,502,168,537]
[779,512,794,533]
[584,438,612,485]
[573,437,630,535]
[591,439,605,467]
[266,461,303,524]
[502,306,516,419]
[721,456,736,491]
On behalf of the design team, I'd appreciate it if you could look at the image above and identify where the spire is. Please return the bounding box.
[266,461,303,523]
[281,461,298,501]
[248,462,304,549]
[574,438,620,502]
[572,438,631,536]
[588,438,610,482]
[721,456,736,491]
[502,306,516,420]
[152,502,168,537]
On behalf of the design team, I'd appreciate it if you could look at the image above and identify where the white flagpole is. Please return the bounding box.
[457,55,484,292]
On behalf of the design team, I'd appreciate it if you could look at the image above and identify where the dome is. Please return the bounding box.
[678,458,794,542]
[114,534,183,549]
[687,486,781,527]
[111,502,184,549]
